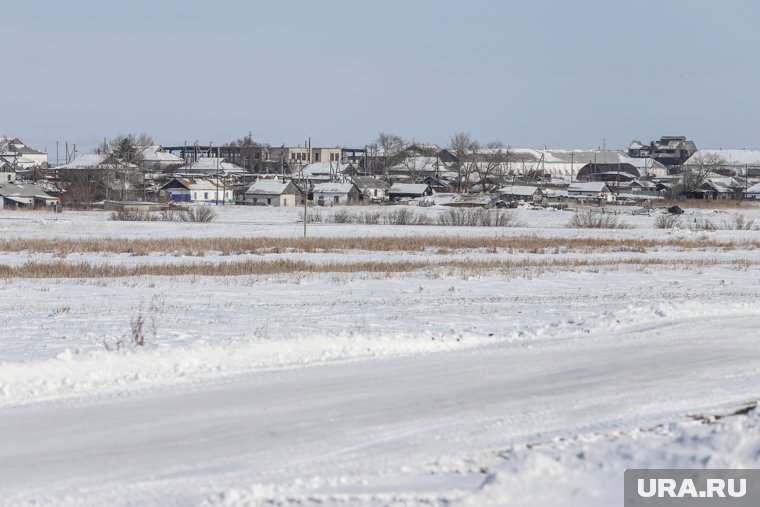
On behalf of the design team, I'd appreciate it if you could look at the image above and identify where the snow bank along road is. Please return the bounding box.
[1,207,759,506]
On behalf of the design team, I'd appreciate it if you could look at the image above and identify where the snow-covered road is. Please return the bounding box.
[2,308,758,506]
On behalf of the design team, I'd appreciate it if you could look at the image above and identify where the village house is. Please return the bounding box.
[0,138,48,169]
[141,146,185,171]
[174,157,246,178]
[159,177,233,204]
[0,181,57,209]
[628,136,698,167]
[312,182,361,205]
[497,185,545,204]
[244,179,302,207]
[54,153,141,201]
[350,176,390,202]
[388,183,433,202]
[696,177,744,200]
[567,181,614,202]
[743,182,760,200]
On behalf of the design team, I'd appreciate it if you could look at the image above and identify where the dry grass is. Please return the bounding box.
[568,211,632,229]
[0,256,754,279]
[0,235,749,256]
[658,199,760,210]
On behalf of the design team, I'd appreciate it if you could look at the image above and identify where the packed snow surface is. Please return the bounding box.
[1,205,759,506]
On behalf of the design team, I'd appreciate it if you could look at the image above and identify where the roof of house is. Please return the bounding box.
[0,182,54,199]
[389,183,430,194]
[246,179,299,195]
[568,182,610,193]
[700,177,743,192]
[0,138,45,156]
[164,177,224,191]
[312,182,356,194]
[55,154,138,170]
[630,179,657,188]
[497,185,542,196]
[55,154,109,169]
[351,176,390,190]
[298,162,348,177]
[389,156,443,173]
[745,182,760,193]
[448,193,500,205]
[177,157,246,174]
[141,146,184,164]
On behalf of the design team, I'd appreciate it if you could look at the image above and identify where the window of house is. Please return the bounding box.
[204,192,208,200]
[253,198,257,203]
[283,199,287,206]
[334,195,339,203]
[314,153,320,162]
[267,198,272,205]
[374,189,378,197]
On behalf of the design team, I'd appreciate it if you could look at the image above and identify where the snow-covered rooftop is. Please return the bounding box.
[246,180,298,195]
[389,183,429,194]
[312,182,356,194]
[497,185,542,196]
[178,157,246,174]
[568,182,609,193]
[55,154,139,170]
[141,146,184,164]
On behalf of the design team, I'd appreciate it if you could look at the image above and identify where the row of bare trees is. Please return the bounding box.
[364,131,516,191]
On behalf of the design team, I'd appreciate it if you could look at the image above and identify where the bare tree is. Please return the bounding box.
[224,133,266,171]
[474,141,511,191]
[374,132,406,180]
[674,153,728,197]
[449,132,480,192]
[399,152,436,183]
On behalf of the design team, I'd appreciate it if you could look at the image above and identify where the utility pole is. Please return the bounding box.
[301,154,307,239]
[221,146,226,205]
[212,142,219,205]
[570,151,574,183]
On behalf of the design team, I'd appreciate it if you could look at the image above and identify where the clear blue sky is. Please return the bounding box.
[4,0,759,155]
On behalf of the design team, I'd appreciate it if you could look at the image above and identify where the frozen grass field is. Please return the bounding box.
[1,203,759,506]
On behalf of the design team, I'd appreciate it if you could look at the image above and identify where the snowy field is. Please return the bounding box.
[1,204,760,506]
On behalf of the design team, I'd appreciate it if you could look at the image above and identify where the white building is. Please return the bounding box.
[245,179,302,207]
[159,177,233,204]
[0,138,48,169]
[567,182,614,202]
